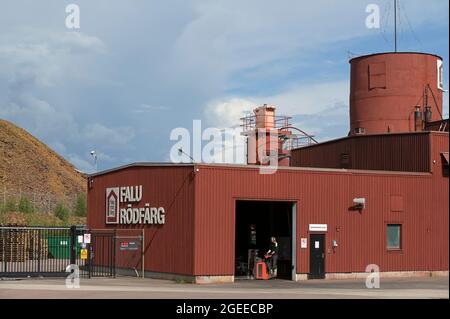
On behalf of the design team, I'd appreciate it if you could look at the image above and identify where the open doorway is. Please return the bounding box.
[235,200,294,280]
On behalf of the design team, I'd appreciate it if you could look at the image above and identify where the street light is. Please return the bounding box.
[178,148,194,163]
[90,150,98,172]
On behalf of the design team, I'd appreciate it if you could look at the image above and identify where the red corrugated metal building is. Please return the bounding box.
[87,52,449,283]
[87,133,448,282]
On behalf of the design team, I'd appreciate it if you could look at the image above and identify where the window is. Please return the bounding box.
[369,62,386,90]
[387,224,401,250]
[437,60,444,91]
[354,127,366,135]
[340,153,350,169]
[442,152,449,177]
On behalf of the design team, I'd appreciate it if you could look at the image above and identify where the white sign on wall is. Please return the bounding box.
[300,238,307,249]
[106,185,166,225]
[83,234,91,244]
[309,224,328,232]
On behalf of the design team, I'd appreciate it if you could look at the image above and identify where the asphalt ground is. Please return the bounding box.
[0,275,448,299]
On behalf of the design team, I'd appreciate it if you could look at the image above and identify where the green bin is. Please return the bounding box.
[47,236,71,259]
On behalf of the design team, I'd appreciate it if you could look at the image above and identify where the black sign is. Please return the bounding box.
[119,241,139,251]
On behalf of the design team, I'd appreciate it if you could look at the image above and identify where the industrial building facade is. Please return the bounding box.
[87,52,449,283]
[87,140,448,282]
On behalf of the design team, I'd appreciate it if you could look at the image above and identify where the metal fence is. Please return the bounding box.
[0,226,117,278]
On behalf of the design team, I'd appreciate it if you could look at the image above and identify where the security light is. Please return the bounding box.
[353,198,366,209]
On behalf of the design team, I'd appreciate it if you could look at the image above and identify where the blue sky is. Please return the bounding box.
[0,0,448,172]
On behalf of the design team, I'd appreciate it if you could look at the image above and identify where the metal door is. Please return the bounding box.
[309,234,325,279]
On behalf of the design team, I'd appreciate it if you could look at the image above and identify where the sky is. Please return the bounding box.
[0,0,448,172]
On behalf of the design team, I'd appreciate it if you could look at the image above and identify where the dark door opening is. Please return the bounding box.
[309,234,325,279]
[235,200,293,280]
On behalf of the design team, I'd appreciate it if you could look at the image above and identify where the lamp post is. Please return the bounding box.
[178,148,195,163]
[90,150,98,172]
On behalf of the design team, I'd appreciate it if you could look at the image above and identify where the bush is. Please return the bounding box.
[1,198,17,213]
[54,202,70,222]
[73,193,87,217]
[18,196,34,214]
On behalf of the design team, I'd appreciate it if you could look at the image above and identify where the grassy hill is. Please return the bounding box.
[0,119,87,226]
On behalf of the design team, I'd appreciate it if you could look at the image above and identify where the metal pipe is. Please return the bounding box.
[141,229,145,279]
[424,106,432,123]
[414,106,423,131]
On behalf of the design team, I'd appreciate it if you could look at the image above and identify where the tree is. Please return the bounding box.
[1,198,17,213]
[54,202,70,222]
[18,196,34,214]
[73,193,87,217]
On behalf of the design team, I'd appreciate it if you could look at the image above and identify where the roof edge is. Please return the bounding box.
[88,162,195,177]
[291,131,438,151]
[88,161,432,178]
[349,52,443,63]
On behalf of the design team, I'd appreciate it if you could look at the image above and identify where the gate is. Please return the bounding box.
[82,229,116,278]
[0,226,116,278]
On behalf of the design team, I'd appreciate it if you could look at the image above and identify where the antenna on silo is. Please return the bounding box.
[394,0,398,52]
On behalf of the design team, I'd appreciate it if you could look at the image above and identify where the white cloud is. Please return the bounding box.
[0,1,447,171]
[0,30,107,88]
[133,104,170,113]
[83,123,135,149]
[172,0,448,79]
[0,27,119,171]
[209,133,247,164]
[204,80,349,126]
[67,154,95,174]
[52,31,107,54]
[0,96,80,143]
[203,80,351,151]
[259,81,349,116]
[204,98,255,127]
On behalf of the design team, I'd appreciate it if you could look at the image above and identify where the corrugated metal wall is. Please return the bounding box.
[86,133,448,278]
[290,133,431,172]
[87,166,196,276]
[194,163,448,276]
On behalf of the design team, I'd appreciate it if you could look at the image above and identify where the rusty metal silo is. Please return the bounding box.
[349,52,444,136]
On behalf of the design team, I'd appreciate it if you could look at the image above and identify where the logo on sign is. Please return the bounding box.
[106,187,120,224]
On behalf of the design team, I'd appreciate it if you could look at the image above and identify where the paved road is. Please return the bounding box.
[0,276,448,299]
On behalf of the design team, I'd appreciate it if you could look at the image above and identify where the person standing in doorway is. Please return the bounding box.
[266,236,279,278]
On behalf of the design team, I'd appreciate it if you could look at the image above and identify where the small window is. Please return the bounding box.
[369,62,386,90]
[354,127,366,135]
[437,60,444,91]
[340,153,350,169]
[387,224,401,250]
[442,152,449,177]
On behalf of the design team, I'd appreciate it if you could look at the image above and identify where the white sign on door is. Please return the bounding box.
[315,241,320,249]
[309,224,328,232]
